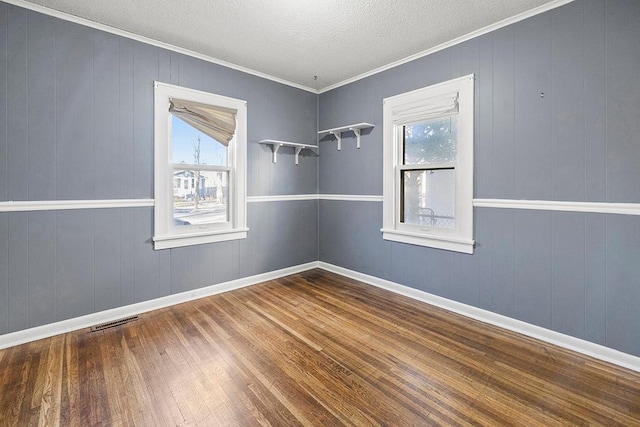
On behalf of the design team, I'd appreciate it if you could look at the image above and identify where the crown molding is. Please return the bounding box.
[319,0,575,93]
[4,0,576,94]
[2,0,318,94]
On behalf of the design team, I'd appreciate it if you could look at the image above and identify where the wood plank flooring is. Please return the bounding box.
[1,269,639,426]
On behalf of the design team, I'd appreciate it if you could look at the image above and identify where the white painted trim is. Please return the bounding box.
[0,261,320,350]
[0,199,154,212]
[2,0,317,94]
[317,262,640,373]
[4,0,573,94]
[319,0,575,93]
[248,194,319,203]
[473,199,640,216]
[319,194,383,202]
[249,194,384,202]
[4,258,639,373]
[2,197,637,215]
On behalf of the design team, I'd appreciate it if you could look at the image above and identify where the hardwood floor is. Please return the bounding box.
[1,269,639,426]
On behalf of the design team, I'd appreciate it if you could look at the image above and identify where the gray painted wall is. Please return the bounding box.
[0,4,318,335]
[319,0,640,357]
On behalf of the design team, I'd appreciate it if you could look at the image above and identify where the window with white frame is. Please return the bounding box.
[382,74,474,254]
[153,82,247,250]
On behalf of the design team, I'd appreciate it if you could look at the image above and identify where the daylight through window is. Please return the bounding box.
[382,75,474,254]
[153,82,247,250]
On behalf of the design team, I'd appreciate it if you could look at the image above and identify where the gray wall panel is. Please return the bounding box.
[551,213,585,338]
[606,215,640,355]
[212,241,238,285]
[490,209,516,318]
[514,211,552,329]
[606,215,640,356]
[605,0,640,203]
[7,6,28,202]
[93,32,121,199]
[288,200,318,267]
[158,49,171,84]
[55,20,94,200]
[423,247,451,299]
[158,248,172,298]
[584,0,606,202]
[319,200,390,279]
[56,211,94,321]
[474,207,494,312]
[389,243,412,287]
[119,208,135,305]
[94,210,122,312]
[451,251,480,308]
[584,214,606,346]
[119,39,135,199]
[0,215,7,335]
[550,2,585,201]
[133,207,159,302]
[27,212,57,327]
[170,246,193,293]
[489,26,515,199]
[27,12,56,201]
[0,5,7,202]
[475,35,493,199]
[8,213,28,332]
[238,203,267,277]
[514,14,551,200]
[132,42,157,199]
[178,54,203,89]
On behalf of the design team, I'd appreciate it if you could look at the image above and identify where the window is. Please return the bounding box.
[382,75,474,254]
[153,82,247,250]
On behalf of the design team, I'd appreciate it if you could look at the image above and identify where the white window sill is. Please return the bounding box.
[153,228,248,250]
[381,228,474,254]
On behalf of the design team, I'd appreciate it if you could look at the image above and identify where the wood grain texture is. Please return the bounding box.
[0,269,639,426]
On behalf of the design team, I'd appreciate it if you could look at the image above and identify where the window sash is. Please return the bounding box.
[154,81,247,250]
[382,74,474,254]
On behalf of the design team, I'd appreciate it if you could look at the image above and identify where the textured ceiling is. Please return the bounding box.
[23,0,559,91]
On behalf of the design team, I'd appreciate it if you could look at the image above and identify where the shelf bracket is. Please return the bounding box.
[330,131,342,151]
[350,127,362,149]
[294,146,303,165]
[269,143,282,163]
[318,123,374,151]
[259,139,318,165]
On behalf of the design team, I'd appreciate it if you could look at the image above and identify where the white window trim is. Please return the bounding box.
[381,74,475,254]
[153,82,247,250]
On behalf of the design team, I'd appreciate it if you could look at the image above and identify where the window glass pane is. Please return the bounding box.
[404,115,457,165]
[402,169,455,229]
[173,170,228,226]
[171,115,227,166]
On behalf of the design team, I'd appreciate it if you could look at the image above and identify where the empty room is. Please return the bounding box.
[1,0,640,425]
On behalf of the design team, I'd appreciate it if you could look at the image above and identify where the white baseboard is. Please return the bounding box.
[318,262,640,373]
[4,260,639,374]
[0,261,320,350]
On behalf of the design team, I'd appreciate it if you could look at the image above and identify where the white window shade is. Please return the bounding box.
[391,91,459,122]
[169,98,237,146]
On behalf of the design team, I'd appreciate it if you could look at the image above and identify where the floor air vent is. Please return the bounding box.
[90,315,139,332]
